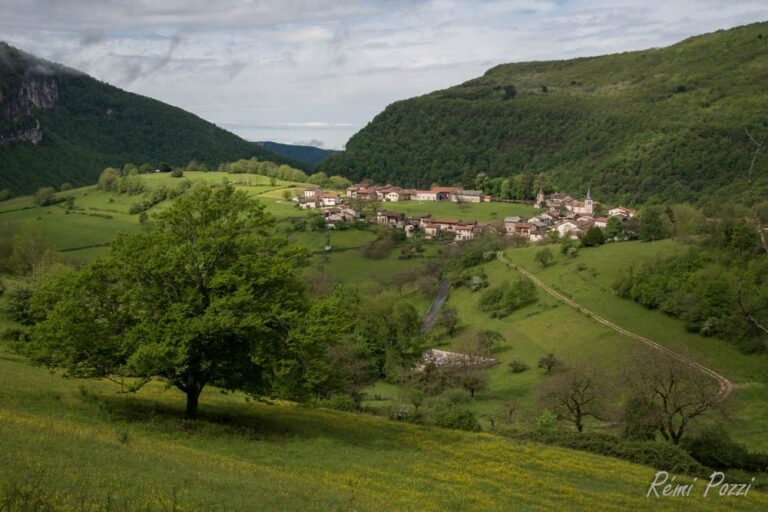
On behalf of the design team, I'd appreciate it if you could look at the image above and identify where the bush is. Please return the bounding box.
[508,359,529,373]
[361,236,394,259]
[433,405,481,432]
[318,394,357,412]
[33,187,58,206]
[535,247,554,267]
[523,430,704,475]
[682,427,768,472]
[1,327,29,344]
[478,278,538,318]
[2,287,36,325]
[581,227,605,247]
[455,267,489,291]
[170,169,184,178]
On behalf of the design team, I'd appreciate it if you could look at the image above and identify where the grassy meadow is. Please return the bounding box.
[378,199,538,223]
[3,175,768,509]
[498,241,768,450]
[1,342,767,511]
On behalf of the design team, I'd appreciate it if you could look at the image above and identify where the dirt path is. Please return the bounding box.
[497,252,734,402]
[421,279,451,333]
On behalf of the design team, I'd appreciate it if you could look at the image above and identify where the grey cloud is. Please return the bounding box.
[79,31,106,47]
[293,139,326,148]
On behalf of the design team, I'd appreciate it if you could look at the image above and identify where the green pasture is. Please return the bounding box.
[1,343,765,511]
[498,240,768,450]
[378,200,539,222]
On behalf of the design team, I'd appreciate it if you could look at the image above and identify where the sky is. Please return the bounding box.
[1,1,767,149]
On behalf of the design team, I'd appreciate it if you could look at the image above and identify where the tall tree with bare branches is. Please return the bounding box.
[537,365,610,432]
[626,350,724,445]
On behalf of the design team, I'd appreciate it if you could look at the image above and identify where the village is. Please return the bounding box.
[295,182,637,243]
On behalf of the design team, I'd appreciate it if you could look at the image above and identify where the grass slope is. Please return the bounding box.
[376,200,537,223]
[320,21,768,204]
[1,345,766,511]
[0,43,309,195]
[499,241,768,450]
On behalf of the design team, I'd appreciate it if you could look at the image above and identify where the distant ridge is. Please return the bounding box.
[256,141,339,169]
[0,42,309,194]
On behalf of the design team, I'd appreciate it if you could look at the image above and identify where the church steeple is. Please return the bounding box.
[585,185,592,201]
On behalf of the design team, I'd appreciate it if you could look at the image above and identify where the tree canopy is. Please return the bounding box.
[26,185,313,417]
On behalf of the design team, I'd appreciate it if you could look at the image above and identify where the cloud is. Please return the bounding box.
[1,0,767,148]
[293,139,326,148]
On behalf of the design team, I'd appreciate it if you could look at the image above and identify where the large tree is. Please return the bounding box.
[626,349,722,444]
[27,185,310,417]
[538,365,609,432]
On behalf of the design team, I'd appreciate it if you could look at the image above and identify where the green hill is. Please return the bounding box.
[1,342,766,511]
[320,22,768,205]
[256,141,339,168]
[0,43,309,194]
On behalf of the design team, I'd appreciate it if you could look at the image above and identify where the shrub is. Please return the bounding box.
[523,430,703,475]
[682,426,768,472]
[581,226,605,247]
[320,394,358,412]
[535,247,554,267]
[2,287,36,325]
[508,359,529,373]
[33,187,58,206]
[170,169,184,178]
[433,405,481,432]
[478,278,538,318]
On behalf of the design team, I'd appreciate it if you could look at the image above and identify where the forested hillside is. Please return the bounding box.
[256,141,338,168]
[0,43,308,194]
[320,22,768,205]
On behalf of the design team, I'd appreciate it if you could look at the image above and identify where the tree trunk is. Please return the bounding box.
[185,382,204,419]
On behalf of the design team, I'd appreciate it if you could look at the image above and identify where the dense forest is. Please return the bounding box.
[0,43,308,195]
[320,22,768,206]
[613,208,768,354]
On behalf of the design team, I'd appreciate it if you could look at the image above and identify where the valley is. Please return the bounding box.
[2,13,768,510]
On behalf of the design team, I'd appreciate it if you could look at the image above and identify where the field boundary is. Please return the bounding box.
[497,251,734,401]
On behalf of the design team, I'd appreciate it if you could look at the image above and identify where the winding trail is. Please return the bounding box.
[421,279,451,333]
[497,252,734,402]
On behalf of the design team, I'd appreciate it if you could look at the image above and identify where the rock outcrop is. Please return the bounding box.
[0,76,58,146]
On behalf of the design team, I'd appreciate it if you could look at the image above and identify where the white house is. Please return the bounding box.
[556,221,579,238]
[385,189,413,202]
[298,198,321,209]
[319,193,340,207]
[414,190,437,201]
[303,187,320,199]
[451,190,483,203]
[609,206,637,218]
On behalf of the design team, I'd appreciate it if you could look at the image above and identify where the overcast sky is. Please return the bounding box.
[1,1,767,149]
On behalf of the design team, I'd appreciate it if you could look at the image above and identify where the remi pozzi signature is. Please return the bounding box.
[647,471,756,498]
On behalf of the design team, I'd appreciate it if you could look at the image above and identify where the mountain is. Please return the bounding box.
[320,22,768,205]
[0,43,309,194]
[256,141,339,168]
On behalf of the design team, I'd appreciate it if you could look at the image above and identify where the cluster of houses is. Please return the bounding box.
[375,211,483,241]
[346,184,490,203]
[293,182,636,242]
[505,187,636,241]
